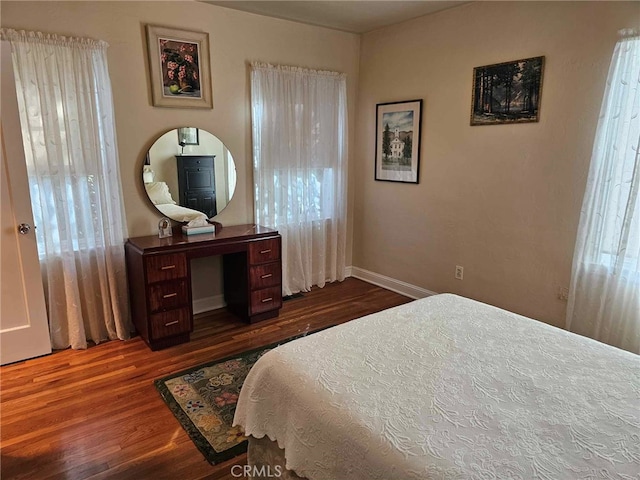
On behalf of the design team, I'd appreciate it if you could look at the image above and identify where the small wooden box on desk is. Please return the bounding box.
[124,224,282,351]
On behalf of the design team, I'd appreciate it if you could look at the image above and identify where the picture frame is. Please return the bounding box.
[177,127,199,145]
[470,56,544,126]
[375,99,422,184]
[146,25,213,109]
[158,217,173,238]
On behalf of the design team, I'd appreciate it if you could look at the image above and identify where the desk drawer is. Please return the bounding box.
[149,279,189,312]
[250,286,282,315]
[248,238,280,265]
[150,308,191,339]
[249,262,281,290]
[146,254,187,283]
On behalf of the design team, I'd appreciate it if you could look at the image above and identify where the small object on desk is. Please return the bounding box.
[158,217,172,238]
[182,225,215,235]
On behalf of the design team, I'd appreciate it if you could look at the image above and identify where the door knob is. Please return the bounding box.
[18,223,31,235]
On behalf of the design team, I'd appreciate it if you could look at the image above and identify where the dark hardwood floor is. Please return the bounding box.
[1,278,410,480]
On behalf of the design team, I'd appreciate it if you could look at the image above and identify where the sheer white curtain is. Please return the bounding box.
[251,62,348,296]
[1,29,130,349]
[566,32,640,354]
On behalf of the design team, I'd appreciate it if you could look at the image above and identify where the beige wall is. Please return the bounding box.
[3,1,638,323]
[353,1,639,326]
[1,1,360,301]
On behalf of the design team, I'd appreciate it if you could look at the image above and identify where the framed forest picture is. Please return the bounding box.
[375,99,422,183]
[471,56,544,125]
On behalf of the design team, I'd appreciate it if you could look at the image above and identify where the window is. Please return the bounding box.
[251,62,348,295]
[4,27,130,349]
[566,33,639,353]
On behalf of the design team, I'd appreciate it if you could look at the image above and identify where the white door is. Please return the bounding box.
[0,41,52,365]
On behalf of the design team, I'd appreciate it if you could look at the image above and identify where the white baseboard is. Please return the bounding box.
[348,266,437,300]
[193,294,226,315]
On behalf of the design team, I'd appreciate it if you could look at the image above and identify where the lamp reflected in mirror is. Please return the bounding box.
[143,128,237,224]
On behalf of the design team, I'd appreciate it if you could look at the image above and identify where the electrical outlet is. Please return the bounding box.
[557,286,569,301]
[455,265,464,280]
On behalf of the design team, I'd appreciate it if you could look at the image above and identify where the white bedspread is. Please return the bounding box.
[234,294,640,480]
[155,203,207,223]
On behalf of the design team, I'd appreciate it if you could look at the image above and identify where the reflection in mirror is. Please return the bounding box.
[144,128,237,223]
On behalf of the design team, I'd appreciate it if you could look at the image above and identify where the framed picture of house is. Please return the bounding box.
[470,56,544,125]
[375,99,422,184]
[146,25,213,109]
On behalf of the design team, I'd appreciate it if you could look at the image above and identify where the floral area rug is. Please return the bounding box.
[155,334,307,464]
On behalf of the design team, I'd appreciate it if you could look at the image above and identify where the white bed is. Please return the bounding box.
[155,203,207,223]
[144,181,208,223]
[233,294,639,480]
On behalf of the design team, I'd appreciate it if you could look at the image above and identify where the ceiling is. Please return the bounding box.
[204,1,469,34]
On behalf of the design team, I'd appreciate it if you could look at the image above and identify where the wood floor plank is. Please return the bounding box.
[0,278,410,479]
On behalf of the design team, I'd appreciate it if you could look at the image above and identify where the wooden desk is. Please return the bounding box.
[125,224,282,350]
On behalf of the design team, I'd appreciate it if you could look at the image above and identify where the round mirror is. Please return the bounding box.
[143,128,237,223]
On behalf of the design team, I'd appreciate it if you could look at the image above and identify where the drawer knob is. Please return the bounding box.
[160,265,176,270]
[260,273,273,279]
[164,320,179,327]
[163,293,178,299]
[261,297,273,303]
[260,249,271,254]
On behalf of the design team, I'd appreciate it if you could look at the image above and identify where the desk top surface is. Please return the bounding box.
[126,224,278,253]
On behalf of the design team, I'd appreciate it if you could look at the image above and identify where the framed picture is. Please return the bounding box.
[158,217,173,238]
[146,25,213,109]
[177,127,199,145]
[375,99,422,184]
[471,56,544,125]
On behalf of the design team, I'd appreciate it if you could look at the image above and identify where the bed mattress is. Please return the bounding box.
[234,294,639,479]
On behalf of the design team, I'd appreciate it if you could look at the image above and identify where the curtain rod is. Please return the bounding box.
[0,28,108,49]
[251,61,345,78]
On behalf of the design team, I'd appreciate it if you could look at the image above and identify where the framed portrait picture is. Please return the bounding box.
[471,56,544,125]
[146,25,213,109]
[375,99,422,183]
